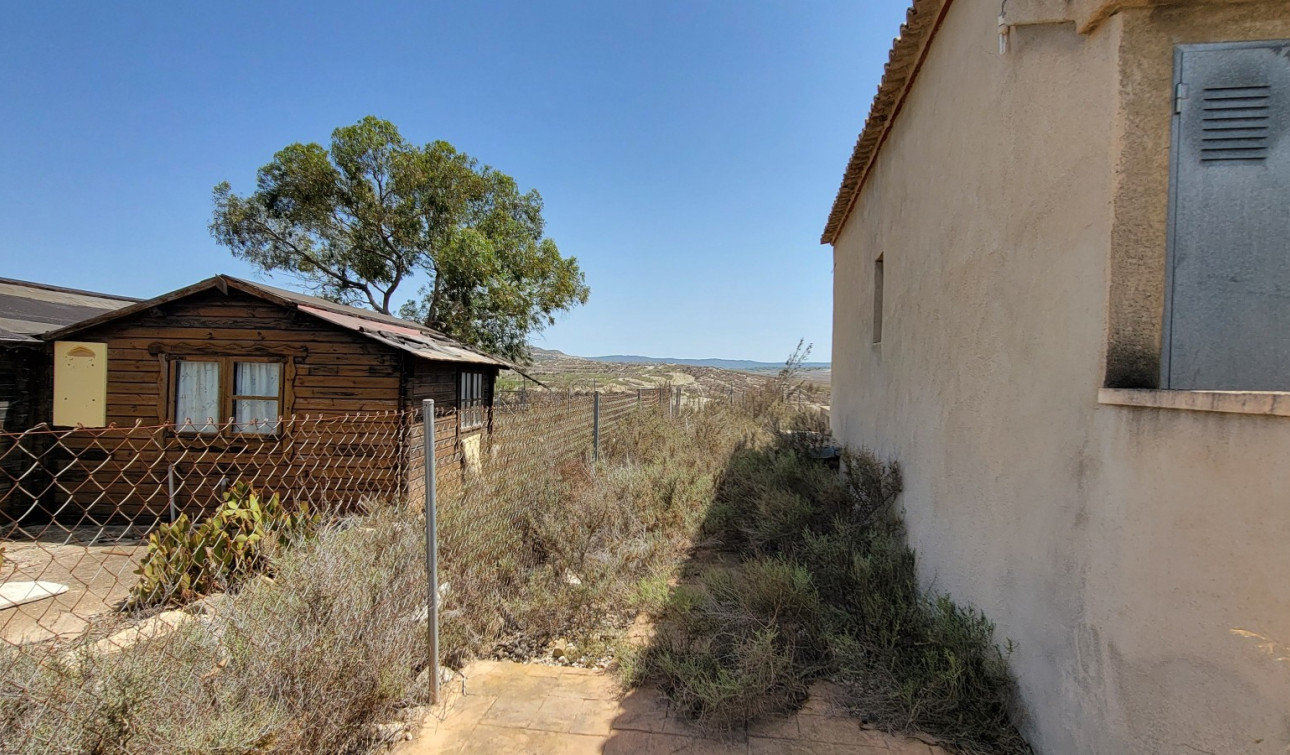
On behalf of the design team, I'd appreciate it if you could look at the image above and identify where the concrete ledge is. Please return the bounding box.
[1098,388,1290,418]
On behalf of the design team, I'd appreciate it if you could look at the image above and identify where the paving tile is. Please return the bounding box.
[466,669,558,699]
[431,693,498,734]
[852,727,903,749]
[401,659,946,755]
[746,713,801,740]
[604,730,749,754]
[458,724,604,755]
[478,693,546,729]
[796,713,869,745]
[610,687,672,733]
[549,669,619,700]
[405,731,467,755]
[528,696,584,733]
[886,738,936,755]
[659,711,742,741]
[568,698,621,737]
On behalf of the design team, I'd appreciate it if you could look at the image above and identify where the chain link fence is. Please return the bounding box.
[0,411,430,753]
[0,386,680,752]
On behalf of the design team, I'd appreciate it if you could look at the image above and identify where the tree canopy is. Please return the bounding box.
[209,116,589,362]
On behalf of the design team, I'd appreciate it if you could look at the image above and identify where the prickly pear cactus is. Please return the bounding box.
[124,482,319,610]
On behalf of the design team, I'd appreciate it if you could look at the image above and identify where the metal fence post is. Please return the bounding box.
[592,391,600,464]
[422,399,440,705]
[636,388,642,412]
[167,464,177,523]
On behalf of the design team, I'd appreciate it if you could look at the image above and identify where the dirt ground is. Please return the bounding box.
[1,526,148,645]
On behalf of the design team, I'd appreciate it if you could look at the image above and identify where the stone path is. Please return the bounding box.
[398,660,952,754]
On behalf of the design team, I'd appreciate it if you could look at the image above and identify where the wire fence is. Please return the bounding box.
[0,386,679,752]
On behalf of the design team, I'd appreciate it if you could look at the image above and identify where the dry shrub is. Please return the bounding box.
[1,504,429,754]
[651,558,824,730]
[431,400,764,669]
[646,433,1030,753]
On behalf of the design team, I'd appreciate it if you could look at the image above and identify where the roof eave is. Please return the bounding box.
[821,0,954,245]
[40,276,229,341]
[40,274,523,372]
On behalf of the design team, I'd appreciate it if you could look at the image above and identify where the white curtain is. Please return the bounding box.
[234,362,281,434]
[176,361,220,433]
[235,362,280,397]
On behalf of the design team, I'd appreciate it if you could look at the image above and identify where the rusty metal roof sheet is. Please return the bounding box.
[295,305,510,368]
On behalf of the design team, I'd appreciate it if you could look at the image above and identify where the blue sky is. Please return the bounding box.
[0,1,907,363]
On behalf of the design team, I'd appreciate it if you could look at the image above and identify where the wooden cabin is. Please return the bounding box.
[24,275,507,524]
[0,278,137,432]
[0,279,136,527]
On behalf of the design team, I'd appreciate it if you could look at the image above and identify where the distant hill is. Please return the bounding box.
[583,355,830,372]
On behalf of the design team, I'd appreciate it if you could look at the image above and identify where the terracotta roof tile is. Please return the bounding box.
[821,0,953,244]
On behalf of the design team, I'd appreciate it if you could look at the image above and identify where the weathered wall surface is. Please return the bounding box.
[830,0,1290,752]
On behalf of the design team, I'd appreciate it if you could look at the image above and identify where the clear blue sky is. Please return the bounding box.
[0,1,907,363]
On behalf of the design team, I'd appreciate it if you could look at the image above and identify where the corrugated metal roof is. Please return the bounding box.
[42,275,529,375]
[0,278,137,344]
[296,305,510,369]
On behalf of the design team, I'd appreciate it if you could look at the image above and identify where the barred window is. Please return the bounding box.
[459,370,487,430]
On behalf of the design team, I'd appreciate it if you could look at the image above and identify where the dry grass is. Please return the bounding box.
[641,414,1031,754]
[1,503,431,753]
[0,399,758,754]
[1,390,1025,754]
[435,401,764,668]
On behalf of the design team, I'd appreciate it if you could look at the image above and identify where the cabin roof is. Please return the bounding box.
[42,274,522,372]
[0,277,138,344]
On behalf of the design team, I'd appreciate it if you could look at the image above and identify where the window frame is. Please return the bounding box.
[872,254,885,345]
[458,369,490,432]
[1160,39,1290,391]
[168,356,286,436]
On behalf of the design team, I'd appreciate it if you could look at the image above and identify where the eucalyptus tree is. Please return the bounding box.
[210,116,588,362]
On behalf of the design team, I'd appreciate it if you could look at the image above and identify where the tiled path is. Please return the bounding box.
[398,660,952,754]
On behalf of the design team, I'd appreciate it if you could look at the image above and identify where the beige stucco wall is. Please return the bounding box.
[830,1,1290,752]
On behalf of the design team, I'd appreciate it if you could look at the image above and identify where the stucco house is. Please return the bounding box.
[823,1,1289,753]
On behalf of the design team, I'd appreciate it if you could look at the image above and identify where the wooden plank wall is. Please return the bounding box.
[48,289,422,522]
[404,356,462,470]
[0,345,54,524]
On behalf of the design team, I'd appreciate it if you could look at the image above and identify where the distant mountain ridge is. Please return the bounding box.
[583,355,830,371]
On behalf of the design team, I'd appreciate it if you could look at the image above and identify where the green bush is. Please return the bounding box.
[125,482,317,610]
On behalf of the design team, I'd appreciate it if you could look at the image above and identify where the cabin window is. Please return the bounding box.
[173,358,283,434]
[233,362,281,434]
[175,361,221,433]
[459,370,488,430]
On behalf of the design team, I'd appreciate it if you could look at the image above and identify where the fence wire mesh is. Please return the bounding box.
[0,386,679,753]
[435,388,674,663]
[0,410,430,753]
